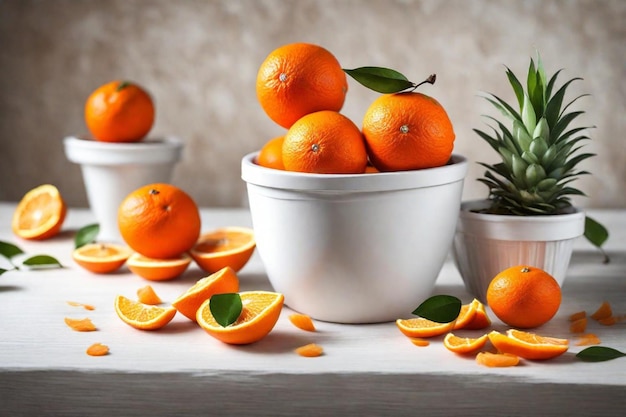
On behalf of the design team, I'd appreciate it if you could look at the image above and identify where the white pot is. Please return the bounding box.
[64,136,183,242]
[452,199,585,303]
[241,152,468,323]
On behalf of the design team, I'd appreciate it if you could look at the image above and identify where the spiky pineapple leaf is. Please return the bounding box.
[505,66,525,110]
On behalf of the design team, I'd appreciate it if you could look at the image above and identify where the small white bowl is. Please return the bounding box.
[241,152,468,323]
[64,136,183,242]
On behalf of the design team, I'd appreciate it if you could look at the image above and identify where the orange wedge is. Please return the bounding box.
[72,243,131,274]
[476,352,520,367]
[443,332,489,354]
[288,313,316,332]
[136,285,162,305]
[464,301,491,330]
[172,266,240,321]
[488,329,569,360]
[396,317,456,338]
[190,227,256,273]
[114,295,177,330]
[12,184,67,240]
[196,291,284,344]
[126,253,191,281]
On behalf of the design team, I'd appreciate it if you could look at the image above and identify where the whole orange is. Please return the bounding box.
[85,80,155,143]
[486,265,562,328]
[256,136,285,170]
[282,110,367,174]
[362,92,455,171]
[256,43,348,129]
[118,183,201,259]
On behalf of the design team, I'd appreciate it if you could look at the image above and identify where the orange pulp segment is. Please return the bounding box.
[12,184,67,240]
[72,243,131,274]
[396,317,456,338]
[443,332,489,354]
[196,291,284,344]
[136,285,162,305]
[190,227,256,273]
[289,313,316,332]
[172,266,240,321]
[126,252,191,281]
[575,333,601,346]
[114,295,177,330]
[86,343,109,356]
[488,329,569,360]
[64,317,97,332]
[569,317,587,333]
[295,343,324,357]
[590,301,613,321]
[476,352,520,367]
[569,311,587,322]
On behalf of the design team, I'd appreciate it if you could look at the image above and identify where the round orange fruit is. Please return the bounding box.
[12,184,67,240]
[362,92,455,171]
[256,43,348,129]
[487,265,561,328]
[72,243,132,274]
[126,253,192,281]
[85,80,155,143]
[256,136,285,170]
[118,183,201,259]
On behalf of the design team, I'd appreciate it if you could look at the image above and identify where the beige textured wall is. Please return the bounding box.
[1,0,624,208]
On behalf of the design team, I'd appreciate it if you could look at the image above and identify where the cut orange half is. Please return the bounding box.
[12,184,67,240]
[114,295,177,330]
[72,243,132,274]
[488,329,569,360]
[443,332,489,354]
[172,266,240,321]
[126,252,191,281]
[395,317,457,338]
[190,227,256,273]
[196,290,284,344]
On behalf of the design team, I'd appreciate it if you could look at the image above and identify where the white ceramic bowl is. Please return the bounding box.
[64,136,183,242]
[241,152,468,323]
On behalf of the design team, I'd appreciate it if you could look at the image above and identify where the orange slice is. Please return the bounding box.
[12,184,67,240]
[172,266,240,321]
[72,243,131,274]
[190,227,256,274]
[476,352,520,367]
[86,343,109,356]
[464,301,491,330]
[288,313,316,332]
[114,295,177,330]
[126,252,191,281]
[136,285,162,305]
[196,291,284,344]
[488,329,569,360]
[295,343,324,357]
[395,317,456,338]
[590,301,613,321]
[443,332,489,354]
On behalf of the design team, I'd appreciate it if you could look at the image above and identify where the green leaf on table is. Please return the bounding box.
[0,240,24,260]
[0,268,9,276]
[344,67,416,93]
[584,216,610,264]
[412,295,462,323]
[576,346,626,362]
[210,293,242,327]
[75,223,100,249]
[22,255,63,269]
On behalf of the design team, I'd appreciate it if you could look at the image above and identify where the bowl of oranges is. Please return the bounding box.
[242,43,468,323]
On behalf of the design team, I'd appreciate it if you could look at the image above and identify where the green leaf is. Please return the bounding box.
[343,67,415,93]
[576,346,626,362]
[210,293,242,327]
[0,240,24,260]
[585,216,610,263]
[22,255,63,268]
[75,224,100,249]
[412,295,461,323]
[0,268,9,276]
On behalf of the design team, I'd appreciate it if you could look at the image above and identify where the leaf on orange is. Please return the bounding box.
[65,317,97,332]
[114,295,177,330]
[575,333,602,346]
[289,313,316,332]
[136,285,162,305]
[476,352,520,368]
[443,332,489,355]
[86,343,109,356]
[295,343,324,357]
[488,329,568,360]
[396,317,456,338]
[590,301,613,321]
[569,317,587,334]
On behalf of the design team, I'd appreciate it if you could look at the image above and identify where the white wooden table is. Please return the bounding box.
[0,202,624,416]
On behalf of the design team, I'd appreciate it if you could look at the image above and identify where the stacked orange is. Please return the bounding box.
[255,42,455,174]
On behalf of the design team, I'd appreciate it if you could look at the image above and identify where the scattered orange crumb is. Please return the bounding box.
[569,317,587,333]
[476,351,520,368]
[568,311,586,322]
[590,301,613,321]
[136,285,162,305]
[597,316,618,326]
[410,338,430,347]
[67,301,95,311]
[288,313,316,332]
[86,343,109,356]
[575,333,601,346]
[64,317,96,332]
[295,343,324,357]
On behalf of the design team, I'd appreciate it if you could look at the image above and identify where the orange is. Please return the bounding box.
[137,285,162,305]
[288,313,316,332]
[476,352,520,368]
[362,92,455,171]
[569,311,586,322]
[86,343,109,356]
[590,301,613,321]
[172,266,240,321]
[72,243,132,274]
[12,184,67,240]
[118,183,201,259]
[569,317,587,333]
[256,136,285,170]
[114,295,177,330]
[488,329,569,360]
[190,227,256,274]
[126,253,191,281]
[486,265,561,328]
[443,332,489,354]
[84,80,155,142]
[64,317,97,332]
[256,43,348,129]
[395,317,456,338]
[282,110,368,174]
[196,291,284,344]
[295,343,324,357]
